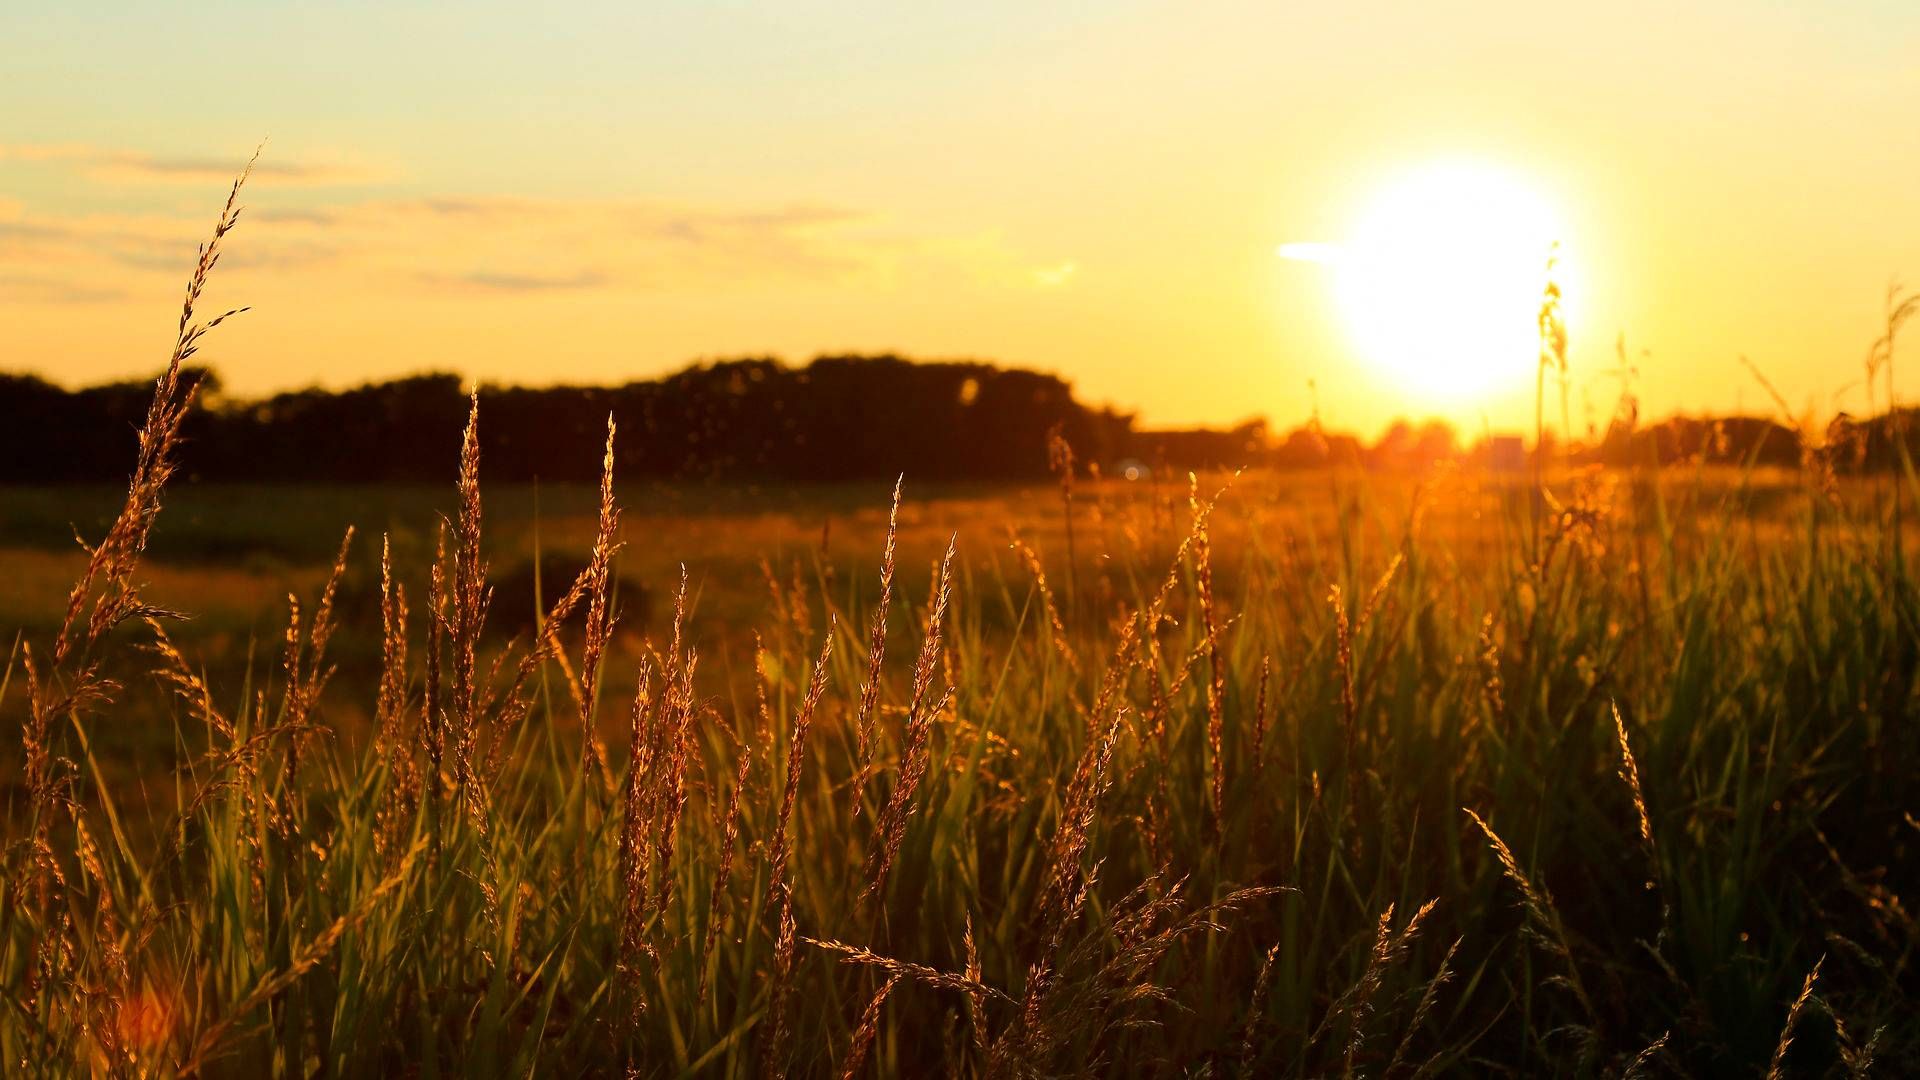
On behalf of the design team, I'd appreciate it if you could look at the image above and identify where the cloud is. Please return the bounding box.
[0,273,130,304]
[0,186,1062,313]
[0,143,384,187]
[0,220,75,243]
[1030,261,1077,288]
[412,196,531,219]
[336,195,886,284]
[251,207,342,226]
[0,199,338,276]
[423,269,612,293]
[0,211,181,270]
[224,238,344,272]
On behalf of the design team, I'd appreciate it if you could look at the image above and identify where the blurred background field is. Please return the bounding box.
[0,463,1823,801]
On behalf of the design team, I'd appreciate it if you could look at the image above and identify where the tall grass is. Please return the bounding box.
[2,169,1916,1078]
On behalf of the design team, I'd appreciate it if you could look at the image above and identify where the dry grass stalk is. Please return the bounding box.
[963,913,992,1059]
[179,835,426,1077]
[375,535,416,856]
[850,476,902,818]
[768,629,835,917]
[423,521,449,798]
[449,391,492,810]
[18,644,75,1000]
[837,973,901,1080]
[1828,1005,1882,1077]
[1189,474,1228,834]
[538,612,589,707]
[1249,654,1272,784]
[1011,532,1081,681]
[996,875,1286,1071]
[805,937,1016,1005]
[668,564,689,668]
[1535,247,1568,545]
[1810,826,1918,947]
[862,536,957,902]
[1358,552,1403,629]
[1047,424,1078,610]
[280,528,354,818]
[757,559,790,652]
[17,157,258,1030]
[1621,1030,1670,1079]
[1238,940,1283,1067]
[1087,608,1143,741]
[576,415,623,791]
[1131,478,1230,797]
[1609,701,1663,907]
[146,620,232,742]
[1325,899,1437,1074]
[1386,936,1461,1075]
[54,152,254,672]
[1146,480,1224,631]
[1464,809,1597,1026]
[611,574,702,976]
[1329,554,1403,770]
[159,721,324,872]
[1478,614,1505,721]
[648,651,699,922]
[751,631,775,748]
[277,595,303,729]
[762,884,801,1079]
[759,630,835,1075]
[1766,955,1824,1080]
[785,558,813,646]
[22,158,257,987]
[1037,707,1127,925]
[697,740,752,1005]
[481,541,603,779]
[375,536,410,752]
[616,659,661,1029]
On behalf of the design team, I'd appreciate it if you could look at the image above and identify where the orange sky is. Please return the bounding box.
[3,2,1916,436]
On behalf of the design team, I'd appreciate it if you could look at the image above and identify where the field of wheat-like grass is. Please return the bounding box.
[4,167,1917,1080]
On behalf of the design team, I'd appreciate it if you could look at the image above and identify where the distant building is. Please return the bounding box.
[1487,435,1526,473]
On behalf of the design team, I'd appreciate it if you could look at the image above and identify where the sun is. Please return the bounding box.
[1290,160,1572,401]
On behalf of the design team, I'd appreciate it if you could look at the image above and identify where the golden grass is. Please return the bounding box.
[4,159,1916,1078]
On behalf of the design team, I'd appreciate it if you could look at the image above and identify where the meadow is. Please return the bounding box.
[2,180,1916,1078]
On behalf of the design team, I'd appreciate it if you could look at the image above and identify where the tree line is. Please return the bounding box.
[4,356,1130,485]
[1,354,1895,485]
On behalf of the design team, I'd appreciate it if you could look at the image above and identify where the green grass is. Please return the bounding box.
[2,432,1914,1075]
[3,169,1912,1077]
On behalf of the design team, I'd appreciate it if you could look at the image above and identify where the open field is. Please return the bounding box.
[4,155,1915,1079]
[0,463,1823,762]
[10,0,1919,1071]
[5,423,1915,1075]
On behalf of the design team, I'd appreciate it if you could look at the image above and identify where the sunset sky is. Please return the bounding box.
[3,1,1916,435]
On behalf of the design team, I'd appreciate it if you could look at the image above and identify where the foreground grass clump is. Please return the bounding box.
[4,180,1918,1080]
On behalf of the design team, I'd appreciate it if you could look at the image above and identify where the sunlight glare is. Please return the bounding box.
[1328,160,1571,400]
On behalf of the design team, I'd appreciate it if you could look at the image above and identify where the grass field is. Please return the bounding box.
[3,180,1916,1078]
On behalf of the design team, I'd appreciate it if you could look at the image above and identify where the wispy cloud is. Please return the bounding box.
[0,185,1065,316]
[0,143,385,187]
[0,220,74,244]
[339,195,889,284]
[0,211,187,272]
[0,273,130,304]
[1030,261,1077,288]
[251,207,343,226]
[423,269,612,293]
